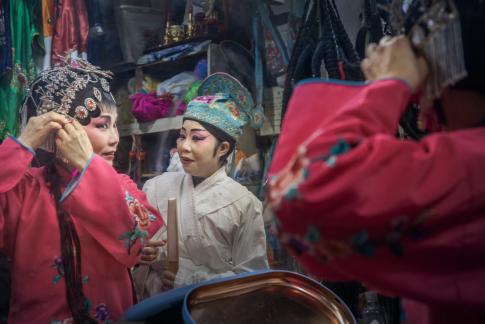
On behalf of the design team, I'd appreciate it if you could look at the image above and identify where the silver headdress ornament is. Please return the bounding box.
[20,57,116,152]
[387,0,467,100]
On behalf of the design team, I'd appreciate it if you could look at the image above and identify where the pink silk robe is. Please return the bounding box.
[268,79,485,324]
[0,137,163,323]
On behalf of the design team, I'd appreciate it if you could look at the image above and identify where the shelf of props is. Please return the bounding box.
[118,116,183,137]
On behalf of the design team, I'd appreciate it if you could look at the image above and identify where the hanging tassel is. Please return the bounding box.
[408,0,467,100]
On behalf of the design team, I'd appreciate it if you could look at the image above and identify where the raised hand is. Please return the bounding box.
[55,119,94,171]
[361,36,429,92]
[18,111,69,150]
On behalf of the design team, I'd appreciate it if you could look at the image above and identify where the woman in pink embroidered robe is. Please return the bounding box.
[0,60,163,323]
[267,35,485,324]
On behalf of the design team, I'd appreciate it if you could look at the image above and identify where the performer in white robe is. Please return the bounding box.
[133,73,268,299]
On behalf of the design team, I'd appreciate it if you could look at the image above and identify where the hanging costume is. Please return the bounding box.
[132,73,268,299]
[51,0,89,65]
[0,0,38,140]
[267,78,485,324]
[35,0,55,72]
[0,0,12,76]
[0,59,164,323]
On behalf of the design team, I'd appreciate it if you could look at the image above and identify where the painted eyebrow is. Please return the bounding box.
[96,115,112,122]
[180,127,207,132]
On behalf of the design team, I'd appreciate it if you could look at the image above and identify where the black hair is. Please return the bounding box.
[183,118,236,165]
[43,162,96,324]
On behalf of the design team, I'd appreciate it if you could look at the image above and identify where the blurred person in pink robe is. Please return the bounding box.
[268,2,485,324]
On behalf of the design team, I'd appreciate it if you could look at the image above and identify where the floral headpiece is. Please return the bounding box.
[21,57,115,126]
[183,73,264,141]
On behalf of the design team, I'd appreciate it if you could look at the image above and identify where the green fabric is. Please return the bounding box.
[0,0,38,140]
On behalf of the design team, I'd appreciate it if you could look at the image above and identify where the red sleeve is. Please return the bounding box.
[62,155,164,267]
[0,137,35,193]
[0,137,35,249]
[268,79,485,305]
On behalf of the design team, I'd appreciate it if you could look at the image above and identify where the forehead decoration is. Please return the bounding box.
[22,57,115,126]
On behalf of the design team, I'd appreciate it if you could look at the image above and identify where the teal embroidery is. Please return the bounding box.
[311,138,352,167]
[329,138,351,155]
[326,155,337,167]
[119,225,148,254]
[305,225,320,244]
[350,230,376,257]
[51,256,64,285]
[303,168,309,180]
[350,211,431,257]
[284,187,300,201]
[84,298,91,313]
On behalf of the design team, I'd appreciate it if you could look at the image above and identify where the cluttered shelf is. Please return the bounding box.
[118,116,183,136]
[107,40,212,75]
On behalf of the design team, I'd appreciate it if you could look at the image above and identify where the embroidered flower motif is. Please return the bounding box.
[193,95,216,104]
[268,147,309,209]
[351,230,375,257]
[119,225,149,254]
[51,256,65,285]
[305,225,320,244]
[315,239,353,261]
[287,236,310,256]
[125,192,157,228]
[51,317,75,324]
[237,91,247,106]
[280,230,352,262]
[128,199,151,230]
[350,211,432,257]
[120,192,156,253]
[311,138,351,168]
[94,303,110,321]
[224,101,240,119]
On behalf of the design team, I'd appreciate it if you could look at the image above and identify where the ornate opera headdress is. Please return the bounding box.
[388,0,467,100]
[21,57,115,127]
[20,57,116,151]
[184,72,264,141]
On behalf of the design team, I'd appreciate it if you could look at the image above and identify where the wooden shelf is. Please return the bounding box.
[118,116,183,136]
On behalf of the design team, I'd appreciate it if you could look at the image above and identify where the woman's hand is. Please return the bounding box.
[139,240,165,265]
[361,36,429,92]
[56,120,94,171]
[18,112,69,150]
[161,270,176,291]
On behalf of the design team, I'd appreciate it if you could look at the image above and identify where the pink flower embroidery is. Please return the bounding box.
[128,199,151,230]
[268,146,309,209]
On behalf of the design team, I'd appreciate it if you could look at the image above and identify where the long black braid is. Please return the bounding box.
[44,161,96,324]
